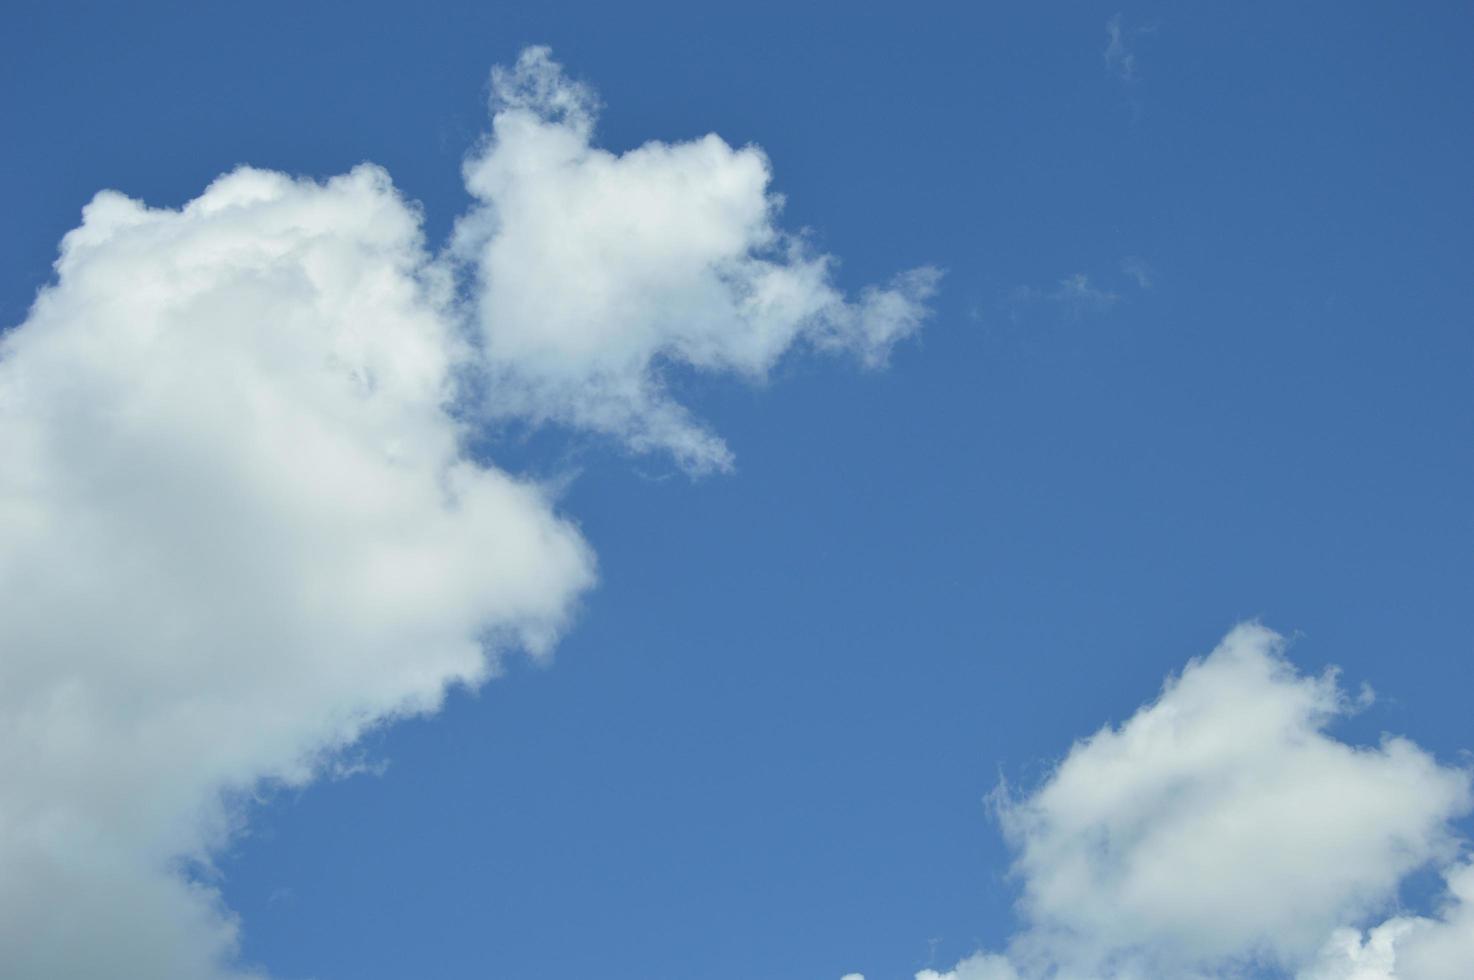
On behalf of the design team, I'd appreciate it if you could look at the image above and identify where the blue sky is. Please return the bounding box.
[2,3,1472,979]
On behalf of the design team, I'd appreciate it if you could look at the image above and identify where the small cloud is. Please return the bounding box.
[914,624,1474,980]
[1050,274,1120,316]
[458,47,938,476]
[327,755,391,781]
[1104,15,1156,83]
[1104,14,1137,81]
[1121,255,1153,289]
[1005,273,1125,324]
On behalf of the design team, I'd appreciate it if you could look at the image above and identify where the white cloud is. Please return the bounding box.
[1007,273,1120,324]
[1104,15,1140,82]
[0,163,597,979]
[0,48,930,978]
[1121,255,1153,289]
[917,624,1472,980]
[917,953,1021,980]
[455,47,939,474]
[1050,273,1119,315]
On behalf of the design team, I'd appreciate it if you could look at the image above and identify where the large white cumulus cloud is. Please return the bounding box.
[456,47,939,473]
[895,625,1473,980]
[0,164,595,978]
[0,48,931,979]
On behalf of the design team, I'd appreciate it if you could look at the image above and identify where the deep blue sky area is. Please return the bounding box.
[4,3,1472,979]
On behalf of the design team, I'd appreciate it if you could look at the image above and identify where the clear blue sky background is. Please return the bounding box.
[4,2,1471,978]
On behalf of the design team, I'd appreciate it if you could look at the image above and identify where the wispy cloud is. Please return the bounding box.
[1104,14,1158,87]
[1050,273,1120,315]
[1104,14,1138,81]
[1120,255,1154,288]
[1007,272,1123,323]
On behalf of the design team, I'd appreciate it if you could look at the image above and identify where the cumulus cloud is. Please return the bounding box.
[0,163,596,979]
[454,47,939,474]
[0,48,930,978]
[916,625,1473,980]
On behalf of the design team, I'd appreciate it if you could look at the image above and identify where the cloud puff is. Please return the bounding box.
[918,625,1472,980]
[455,47,939,474]
[0,48,931,978]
